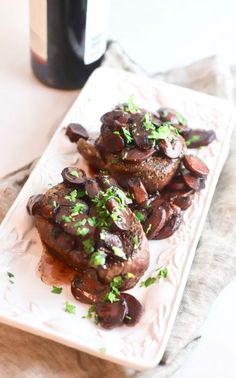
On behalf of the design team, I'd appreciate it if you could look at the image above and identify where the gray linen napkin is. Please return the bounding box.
[0,45,235,378]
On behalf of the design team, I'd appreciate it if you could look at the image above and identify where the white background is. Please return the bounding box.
[0,0,236,377]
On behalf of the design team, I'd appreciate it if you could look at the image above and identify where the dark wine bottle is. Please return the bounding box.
[29,0,109,89]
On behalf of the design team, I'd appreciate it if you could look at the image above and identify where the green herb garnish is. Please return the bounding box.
[142,113,155,131]
[148,122,172,140]
[65,189,78,202]
[146,223,152,234]
[122,95,140,113]
[76,227,89,236]
[90,250,106,266]
[70,170,79,177]
[64,301,76,314]
[133,235,139,247]
[82,239,95,254]
[186,134,201,146]
[82,305,96,319]
[140,267,168,288]
[106,276,123,303]
[112,246,126,259]
[51,286,62,294]
[87,217,97,227]
[61,215,73,223]
[125,272,135,279]
[71,202,87,215]
[135,211,145,222]
[122,127,133,144]
[111,159,119,164]
[7,272,14,278]
[99,347,106,354]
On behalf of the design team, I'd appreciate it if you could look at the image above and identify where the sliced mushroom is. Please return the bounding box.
[66,123,89,143]
[183,155,209,177]
[61,167,87,186]
[127,177,148,205]
[71,269,109,304]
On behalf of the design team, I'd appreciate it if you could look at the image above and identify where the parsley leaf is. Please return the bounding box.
[185,134,201,146]
[112,246,127,259]
[71,202,87,215]
[70,170,79,177]
[61,215,73,223]
[64,301,76,314]
[133,235,139,247]
[99,347,106,354]
[122,127,133,144]
[7,272,14,278]
[82,239,94,254]
[125,272,135,279]
[82,305,96,319]
[87,217,97,227]
[51,286,62,294]
[76,227,89,236]
[122,95,140,113]
[142,113,155,131]
[135,211,145,222]
[106,276,123,303]
[157,267,168,278]
[65,189,78,202]
[140,276,156,287]
[90,250,106,266]
[140,266,169,288]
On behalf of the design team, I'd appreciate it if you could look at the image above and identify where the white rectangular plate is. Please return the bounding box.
[0,68,235,370]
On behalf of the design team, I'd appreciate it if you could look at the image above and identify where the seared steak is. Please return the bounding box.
[27,170,150,290]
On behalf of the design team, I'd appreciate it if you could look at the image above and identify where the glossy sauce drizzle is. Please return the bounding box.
[38,245,76,286]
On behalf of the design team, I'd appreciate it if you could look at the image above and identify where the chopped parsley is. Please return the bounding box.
[111,159,119,164]
[71,202,87,215]
[133,235,139,247]
[92,187,129,229]
[87,217,97,227]
[135,211,145,222]
[65,189,78,202]
[122,95,140,113]
[148,123,172,140]
[61,215,73,223]
[125,315,132,320]
[157,267,168,278]
[113,131,120,135]
[140,267,169,288]
[51,286,62,294]
[125,272,135,279]
[146,223,152,234]
[64,301,76,314]
[122,127,133,144]
[142,113,155,131]
[90,250,106,266]
[112,246,126,259]
[186,134,201,146]
[73,219,87,227]
[83,239,95,254]
[140,276,156,287]
[99,347,106,354]
[7,272,14,284]
[70,170,79,177]
[82,305,96,319]
[77,190,86,198]
[76,227,89,236]
[83,306,94,319]
[106,276,123,303]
